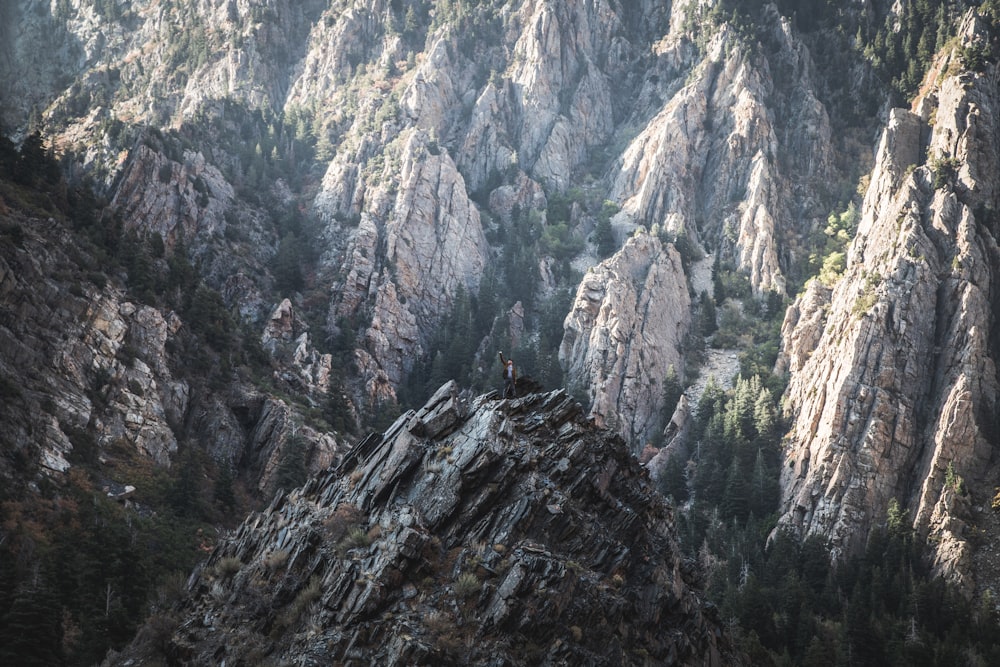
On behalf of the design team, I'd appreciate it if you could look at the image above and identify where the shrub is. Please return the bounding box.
[212,556,242,578]
[454,572,481,598]
[931,156,960,190]
[337,527,372,554]
[87,271,107,289]
[264,550,289,570]
[0,222,25,246]
[273,576,322,633]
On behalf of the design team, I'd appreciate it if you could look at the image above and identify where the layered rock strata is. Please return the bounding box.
[110,382,742,666]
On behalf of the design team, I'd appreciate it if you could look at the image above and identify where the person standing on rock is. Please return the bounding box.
[498,351,517,398]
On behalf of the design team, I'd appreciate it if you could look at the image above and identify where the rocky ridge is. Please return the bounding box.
[776,15,1000,594]
[107,381,742,666]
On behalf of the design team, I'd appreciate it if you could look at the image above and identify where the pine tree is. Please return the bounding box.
[168,445,205,520]
[753,386,776,439]
[660,453,689,503]
[273,232,305,294]
[699,291,718,335]
[749,448,776,517]
[273,432,308,494]
[214,465,236,512]
[326,378,356,434]
[16,130,59,187]
[593,213,615,258]
[661,365,683,422]
[721,457,750,522]
[0,582,65,666]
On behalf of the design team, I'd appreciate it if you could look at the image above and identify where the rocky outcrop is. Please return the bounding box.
[0,213,184,473]
[261,298,333,397]
[773,279,831,377]
[560,231,690,449]
[776,16,1000,594]
[107,382,743,666]
[111,144,232,251]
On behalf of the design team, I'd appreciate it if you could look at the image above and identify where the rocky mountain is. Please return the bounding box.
[1,0,852,443]
[776,12,1000,596]
[104,382,743,666]
[7,0,1000,663]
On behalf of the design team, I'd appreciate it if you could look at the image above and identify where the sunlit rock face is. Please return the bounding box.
[560,232,690,449]
[776,15,1000,595]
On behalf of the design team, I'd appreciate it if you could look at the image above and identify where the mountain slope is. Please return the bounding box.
[2,0,868,445]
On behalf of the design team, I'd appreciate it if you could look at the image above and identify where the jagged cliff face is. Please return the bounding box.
[106,383,743,666]
[560,231,691,446]
[609,3,835,296]
[776,15,1000,594]
[0,213,183,474]
[0,0,847,446]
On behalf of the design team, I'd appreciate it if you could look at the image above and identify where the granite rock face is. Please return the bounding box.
[608,4,834,296]
[323,129,491,397]
[776,16,1000,594]
[560,232,691,449]
[107,381,743,666]
[4,0,845,426]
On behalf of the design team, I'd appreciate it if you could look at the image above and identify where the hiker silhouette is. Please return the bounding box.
[498,351,517,398]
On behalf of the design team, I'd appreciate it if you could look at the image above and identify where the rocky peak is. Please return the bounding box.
[560,231,691,449]
[609,6,834,296]
[324,128,490,400]
[107,381,742,666]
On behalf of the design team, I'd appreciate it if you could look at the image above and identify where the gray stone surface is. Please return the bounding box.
[107,385,743,666]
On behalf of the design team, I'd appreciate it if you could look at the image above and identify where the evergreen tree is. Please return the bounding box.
[748,448,777,517]
[326,378,356,434]
[168,445,204,519]
[0,582,65,666]
[273,432,308,494]
[752,386,776,440]
[214,465,236,512]
[16,130,59,187]
[273,232,305,294]
[698,291,718,336]
[661,365,683,423]
[0,134,18,177]
[659,453,690,503]
[593,203,616,258]
[721,457,750,522]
